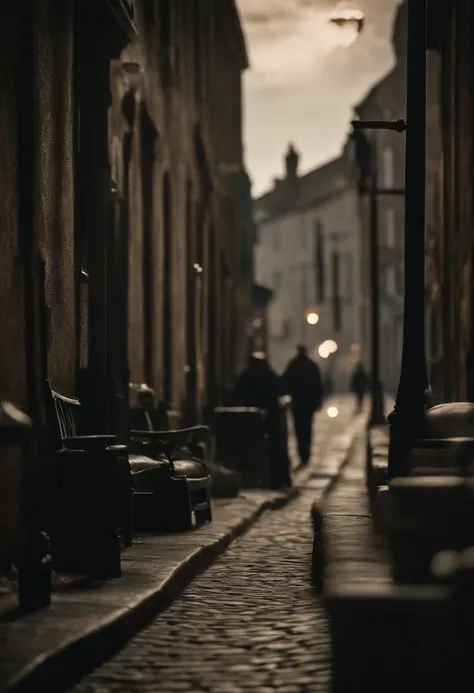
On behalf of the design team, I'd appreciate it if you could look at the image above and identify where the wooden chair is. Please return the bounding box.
[44,381,133,579]
[129,408,212,532]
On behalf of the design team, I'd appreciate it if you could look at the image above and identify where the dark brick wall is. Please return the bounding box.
[0,5,24,567]
[0,0,75,567]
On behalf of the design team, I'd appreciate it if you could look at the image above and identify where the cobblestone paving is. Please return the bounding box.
[70,399,362,693]
[71,492,330,693]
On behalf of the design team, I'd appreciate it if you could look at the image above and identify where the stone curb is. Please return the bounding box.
[1,489,298,693]
[3,407,358,693]
[303,415,366,497]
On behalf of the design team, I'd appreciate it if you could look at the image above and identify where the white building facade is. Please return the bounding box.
[254,144,362,391]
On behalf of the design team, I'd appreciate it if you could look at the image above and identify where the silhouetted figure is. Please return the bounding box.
[350,361,369,413]
[281,346,323,466]
[231,353,291,489]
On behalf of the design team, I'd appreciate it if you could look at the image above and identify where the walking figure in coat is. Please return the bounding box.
[350,361,370,414]
[281,345,323,466]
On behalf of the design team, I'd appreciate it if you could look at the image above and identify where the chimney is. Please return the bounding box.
[284,143,299,180]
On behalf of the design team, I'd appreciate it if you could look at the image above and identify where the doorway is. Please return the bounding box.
[163,173,172,406]
[185,183,197,421]
[140,104,158,388]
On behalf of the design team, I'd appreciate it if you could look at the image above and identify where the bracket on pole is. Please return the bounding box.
[351,119,407,133]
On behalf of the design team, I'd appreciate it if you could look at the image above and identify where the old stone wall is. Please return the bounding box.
[0,0,76,568]
[0,5,24,568]
[427,1,474,402]
[0,0,252,569]
[111,0,250,415]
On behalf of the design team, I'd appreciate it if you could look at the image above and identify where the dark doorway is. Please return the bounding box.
[163,173,172,405]
[140,104,158,387]
[106,181,128,439]
[185,182,197,422]
[332,251,341,332]
[207,228,218,411]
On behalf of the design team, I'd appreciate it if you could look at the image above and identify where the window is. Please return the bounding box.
[272,270,281,292]
[386,266,396,295]
[383,146,394,188]
[300,219,306,249]
[314,220,325,302]
[332,252,342,332]
[345,253,353,301]
[385,207,396,248]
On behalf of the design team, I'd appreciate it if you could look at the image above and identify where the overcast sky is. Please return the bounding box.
[237,0,401,196]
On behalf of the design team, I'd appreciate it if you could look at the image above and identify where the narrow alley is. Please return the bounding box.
[67,399,366,693]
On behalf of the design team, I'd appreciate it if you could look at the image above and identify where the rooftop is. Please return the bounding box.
[254,148,350,223]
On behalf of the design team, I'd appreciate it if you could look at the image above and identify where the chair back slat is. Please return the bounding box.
[44,380,82,450]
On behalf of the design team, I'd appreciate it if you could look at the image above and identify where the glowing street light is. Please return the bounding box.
[318,339,339,358]
[327,406,339,418]
[318,343,330,359]
[325,339,338,354]
[306,311,319,325]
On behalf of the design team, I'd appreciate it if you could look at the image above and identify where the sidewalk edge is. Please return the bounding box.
[3,415,360,693]
[1,490,297,693]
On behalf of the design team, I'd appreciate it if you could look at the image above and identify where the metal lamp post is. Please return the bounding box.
[352,124,406,426]
[388,0,428,479]
[353,0,428,478]
[367,137,385,426]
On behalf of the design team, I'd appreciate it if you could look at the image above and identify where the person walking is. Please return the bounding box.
[281,345,323,467]
[350,361,370,414]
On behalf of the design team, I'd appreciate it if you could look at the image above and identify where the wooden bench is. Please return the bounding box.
[44,381,133,579]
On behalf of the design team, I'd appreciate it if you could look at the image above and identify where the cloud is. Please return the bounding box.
[237,0,400,194]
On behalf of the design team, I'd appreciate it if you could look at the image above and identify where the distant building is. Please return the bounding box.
[353,0,407,395]
[253,142,362,391]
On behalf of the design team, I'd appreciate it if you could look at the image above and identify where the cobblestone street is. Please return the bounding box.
[69,399,365,693]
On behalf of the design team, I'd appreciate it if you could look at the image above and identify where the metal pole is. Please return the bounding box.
[387,0,428,479]
[369,137,385,425]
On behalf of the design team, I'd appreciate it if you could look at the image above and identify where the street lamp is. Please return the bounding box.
[352,0,429,479]
[306,310,319,326]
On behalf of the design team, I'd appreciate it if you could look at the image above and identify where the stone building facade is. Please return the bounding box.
[425,0,474,403]
[354,0,407,396]
[254,143,362,391]
[0,0,252,569]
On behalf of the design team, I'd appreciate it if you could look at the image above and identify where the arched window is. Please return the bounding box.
[163,173,172,404]
[140,106,157,387]
[385,207,396,248]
